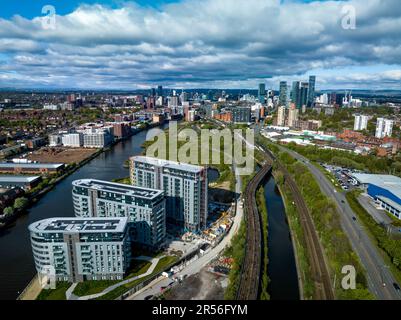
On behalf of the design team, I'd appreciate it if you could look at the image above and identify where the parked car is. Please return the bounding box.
[144,295,154,300]
[393,283,401,291]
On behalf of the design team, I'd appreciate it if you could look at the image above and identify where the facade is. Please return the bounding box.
[0,176,41,190]
[354,115,369,131]
[375,118,394,139]
[0,163,65,175]
[130,156,208,232]
[308,75,316,107]
[277,106,286,126]
[72,179,165,248]
[62,133,83,148]
[258,83,266,103]
[29,217,131,282]
[83,130,113,148]
[287,104,299,128]
[49,134,62,147]
[291,81,300,108]
[300,82,309,108]
[279,81,288,106]
[232,107,251,123]
[353,174,401,220]
[112,122,132,139]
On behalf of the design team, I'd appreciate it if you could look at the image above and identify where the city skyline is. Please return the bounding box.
[0,0,400,90]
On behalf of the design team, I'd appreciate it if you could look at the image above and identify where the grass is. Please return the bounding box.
[95,256,178,300]
[73,260,152,297]
[36,282,70,300]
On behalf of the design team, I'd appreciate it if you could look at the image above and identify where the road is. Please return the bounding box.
[278,145,401,300]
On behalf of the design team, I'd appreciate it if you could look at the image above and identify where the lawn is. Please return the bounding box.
[36,282,70,300]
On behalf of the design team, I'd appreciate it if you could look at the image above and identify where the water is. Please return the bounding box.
[264,175,300,300]
[0,125,167,300]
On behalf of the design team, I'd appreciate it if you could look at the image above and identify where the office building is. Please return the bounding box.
[72,179,165,248]
[354,115,369,131]
[291,81,300,108]
[130,156,208,232]
[279,81,288,106]
[308,76,316,107]
[300,82,309,108]
[29,217,131,282]
[232,107,251,123]
[375,118,394,139]
[258,83,266,103]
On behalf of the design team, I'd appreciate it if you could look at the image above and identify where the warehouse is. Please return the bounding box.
[0,163,65,175]
[0,176,42,190]
[352,173,401,220]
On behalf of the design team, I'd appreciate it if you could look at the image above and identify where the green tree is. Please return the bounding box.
[2,207,14,216]
[14,197,28,210]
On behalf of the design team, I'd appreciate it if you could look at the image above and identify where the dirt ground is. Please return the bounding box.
[164,268,226,300]
[27,147,98,164]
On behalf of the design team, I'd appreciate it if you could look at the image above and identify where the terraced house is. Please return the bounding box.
[72,179,166,248]
[29,218,131,282]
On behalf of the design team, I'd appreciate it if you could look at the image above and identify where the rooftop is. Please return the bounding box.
[132,156,204,173]
[0,163,64,169]
[72,179,163,199]
[29,217,128,233]
[0,175,41,183]
[352,173,401,199]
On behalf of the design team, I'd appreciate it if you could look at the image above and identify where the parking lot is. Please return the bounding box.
[320,163,363,191]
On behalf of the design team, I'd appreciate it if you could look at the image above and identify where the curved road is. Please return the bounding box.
[278,145,401,300]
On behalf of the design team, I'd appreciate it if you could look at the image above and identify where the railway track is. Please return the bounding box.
[236,163,272,300]
[262,147,335,300]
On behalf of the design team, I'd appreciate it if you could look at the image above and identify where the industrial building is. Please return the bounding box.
[72,179,166,248]
[130,156,208,232]
[353,173,401,219]
[29,217,131,282]
[0,176,42,190]
[0,163,65,175]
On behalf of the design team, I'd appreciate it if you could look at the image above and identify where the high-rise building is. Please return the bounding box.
[277,106,286,126]
[130,156,208,232]
[279,81,288,106]
[287,104,299,128]
[72,179,166,248]
[308,76,316,107]
[354,115,369,131]
[376,118,394,139]
[157,85,163,97]
[300,82,309,108]
[291,81,300,108]
[258,83,266,103]
[29,217,131,282]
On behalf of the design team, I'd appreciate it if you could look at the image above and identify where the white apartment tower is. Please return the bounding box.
[354,115,369,131]
[375,118,394,139]
[130,156,208,232]
[277,106,286,127]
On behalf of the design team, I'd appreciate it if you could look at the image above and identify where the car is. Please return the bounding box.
[341,200,345,204]
[144,295,154,300]
[352,216,357,221]
[393,283,401,291]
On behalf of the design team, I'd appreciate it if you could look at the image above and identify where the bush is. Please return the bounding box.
[14,197,28,210]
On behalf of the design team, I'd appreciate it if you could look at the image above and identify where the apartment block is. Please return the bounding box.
[130,156,208,232]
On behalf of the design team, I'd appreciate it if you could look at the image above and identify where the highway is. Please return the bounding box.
[277,145,401,300]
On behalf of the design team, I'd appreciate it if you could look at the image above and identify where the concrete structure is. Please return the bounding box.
[353,173,401,219]
[287,104,299,128]
[83,129,113,148]
[0,176,41,190]
[277,106,286,127]
[375,118,394,139]
[354,115,369,131]
[72,179,165,248]
[130,156,208,232]
[29,217,131,282]
[0,163,65,175]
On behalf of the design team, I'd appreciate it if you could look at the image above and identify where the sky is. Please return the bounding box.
[0,0,401,90]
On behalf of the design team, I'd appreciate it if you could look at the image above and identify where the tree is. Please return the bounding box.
[2,207,14,216]
[14,197,28,210]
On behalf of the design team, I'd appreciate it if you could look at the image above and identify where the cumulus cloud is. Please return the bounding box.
[0,0,401,89]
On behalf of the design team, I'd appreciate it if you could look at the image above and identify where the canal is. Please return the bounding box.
[263,175,300,300]
[0,125,170,300]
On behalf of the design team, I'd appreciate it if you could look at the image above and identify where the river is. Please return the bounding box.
[0,125,171,300]
[263,175,300,300]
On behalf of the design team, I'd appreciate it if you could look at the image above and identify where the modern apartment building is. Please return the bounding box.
[277,106,286,126]
[62,133,83,148]
[72,179,166,248]
[232,107,251,123]
[29,217,131,282]
[376,118,394,139]
[130,156,208,232]
[354,114,369,131]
